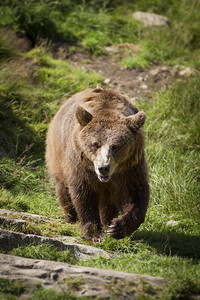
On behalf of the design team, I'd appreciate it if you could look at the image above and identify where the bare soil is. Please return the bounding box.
[53,44,178,99]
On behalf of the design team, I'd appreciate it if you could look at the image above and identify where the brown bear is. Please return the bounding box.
[45,88,149,241]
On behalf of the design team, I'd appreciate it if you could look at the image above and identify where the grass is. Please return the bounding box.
[0,277,91,300]
[9,243,78,264]
[0,1,200,299]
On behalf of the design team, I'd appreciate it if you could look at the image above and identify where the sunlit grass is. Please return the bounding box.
[9,243,78,265]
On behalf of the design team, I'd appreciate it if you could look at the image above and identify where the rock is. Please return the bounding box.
[0,253,165,299]
[149,68,160,76]
[104,78,111,84]
[133,11,170,27]
[138,76,143,82]
[149,66,172,76]
[0,229,112,260]
[140,84,148,89]
[0,208,59,222]
[166,220,179,227]
[179,67,197,77]
[0,216,28,230]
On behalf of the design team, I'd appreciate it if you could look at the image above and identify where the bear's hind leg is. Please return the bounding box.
[56,180,77,223]
[108,183,149,239]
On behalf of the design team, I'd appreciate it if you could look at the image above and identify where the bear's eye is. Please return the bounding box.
[111,144,118,152]
[92,142,100,151]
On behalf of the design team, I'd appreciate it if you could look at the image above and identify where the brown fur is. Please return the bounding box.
[45,88,149,240]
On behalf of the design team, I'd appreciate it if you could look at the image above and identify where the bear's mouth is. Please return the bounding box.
[98,175,110,182]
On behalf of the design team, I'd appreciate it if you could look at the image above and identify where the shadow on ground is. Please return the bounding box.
[0,96,45,160]
[133,230,200,259]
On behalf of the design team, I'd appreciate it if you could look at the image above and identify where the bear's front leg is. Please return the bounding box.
[68,177,102,241]
[107,206,146,239]
[107,185,149,239]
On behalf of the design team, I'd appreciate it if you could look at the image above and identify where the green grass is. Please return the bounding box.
[0,278,26,298]
[27,288,87,300]
[0,277,91,300]
[9,243,78,264]
[0,30,20,61]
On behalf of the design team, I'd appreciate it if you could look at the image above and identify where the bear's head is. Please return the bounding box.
[76,106,146,182]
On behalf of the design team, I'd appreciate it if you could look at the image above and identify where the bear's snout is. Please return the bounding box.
[97,165,111,182]
[93,144,114,182]
[98,165,110,176]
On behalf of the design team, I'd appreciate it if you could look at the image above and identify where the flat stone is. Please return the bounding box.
[141,84,148,89]
[166,220,179,227]
[0,253,165,299]
[104,78,111,84]
[179,67,197,77]
[0,215,28,229]
[0,229,112,260]
[133,11,170,27]
[0,208,58,221]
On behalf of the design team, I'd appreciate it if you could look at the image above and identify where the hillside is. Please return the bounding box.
[0,1,200,299]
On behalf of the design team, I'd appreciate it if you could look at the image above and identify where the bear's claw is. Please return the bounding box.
[107,218,126,239]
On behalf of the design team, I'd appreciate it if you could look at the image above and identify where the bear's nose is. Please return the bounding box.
[98,165,110,175]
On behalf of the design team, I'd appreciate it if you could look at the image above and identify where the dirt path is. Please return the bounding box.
[54,45,178,99]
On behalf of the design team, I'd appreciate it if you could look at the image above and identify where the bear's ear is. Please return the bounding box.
[76,106,93,126]
[93,86,103,93]
[126,111,146,130]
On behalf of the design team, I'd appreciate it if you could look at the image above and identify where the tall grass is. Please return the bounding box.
[145,76,200,221]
